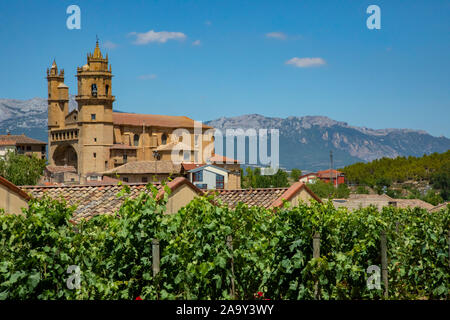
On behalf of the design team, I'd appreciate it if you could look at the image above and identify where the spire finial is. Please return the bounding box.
[93,36,103,58]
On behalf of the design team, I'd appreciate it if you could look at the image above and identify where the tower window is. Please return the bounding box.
[133,134,139,146]
[94,138,97,142]
[93,153,97,158]
[161,133,167,145]
[105,85,109,96]
[91,84,97,97]
[91,114,96,120]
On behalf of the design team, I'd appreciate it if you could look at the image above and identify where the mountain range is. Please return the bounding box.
[1,97,449,171]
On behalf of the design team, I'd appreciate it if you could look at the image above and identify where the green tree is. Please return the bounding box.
[290,168,302,181]
[0,151,46,186]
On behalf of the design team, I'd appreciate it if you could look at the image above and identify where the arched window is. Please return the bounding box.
[91,84,97,97]
[161,133,167,145]
[133,134,139,146]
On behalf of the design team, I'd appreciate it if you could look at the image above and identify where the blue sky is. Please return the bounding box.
[0,0,449,137]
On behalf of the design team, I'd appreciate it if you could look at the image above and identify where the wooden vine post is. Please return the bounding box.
[152,239,160,277]
[226,235,236,299]
[380,231,388,298]
[313,232,321,300]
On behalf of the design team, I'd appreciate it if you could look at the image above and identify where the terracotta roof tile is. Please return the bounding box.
[208,154,240,164]
[182,163,206,171]
[103,161,182,175]
[21,177,202,222]
[110,144,138,150]
[0,134,46,145]
[208,188,290,209]
[113,112,212,129]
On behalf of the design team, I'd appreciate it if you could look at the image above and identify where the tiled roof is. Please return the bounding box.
[208,154,240,164]
[394,199,435,210]
[103,160,182,175]
[317,169,344,178]
[110,144,138,150]
[45,166,77,173]
[113,112,212,129]
[0,134,47,145]
[430,202,450,213]
[332,194,435,211]
[210,188,288,209]
[0,140,16,146]
[21,177,203,222]
[209,182,321,209]
[182,163,206,171]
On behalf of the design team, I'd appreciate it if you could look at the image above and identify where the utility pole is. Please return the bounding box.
[330,150,334,188]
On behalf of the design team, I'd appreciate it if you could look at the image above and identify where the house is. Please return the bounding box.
[299,169,345,185]
[42,165,79,184]
[0,176,30,215]
[316,169,345,185]
[210,182,322,209]
[299,172,318,184]
[187,164,229,190]
[0,133,47,160]
[182,154,241,190]
[21,177,204,222]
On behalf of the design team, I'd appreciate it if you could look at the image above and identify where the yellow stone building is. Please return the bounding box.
[47,41,217,183]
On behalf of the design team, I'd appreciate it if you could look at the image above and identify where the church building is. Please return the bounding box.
[47,41,221,184]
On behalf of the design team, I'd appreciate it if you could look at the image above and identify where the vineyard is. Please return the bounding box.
[0,184,449,300]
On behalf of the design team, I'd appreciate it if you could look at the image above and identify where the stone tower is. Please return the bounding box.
[76,40,115,178]
[47,60,69,130]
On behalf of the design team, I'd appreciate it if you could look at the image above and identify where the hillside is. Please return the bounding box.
[1,98,449,171]
[206,114,450,170]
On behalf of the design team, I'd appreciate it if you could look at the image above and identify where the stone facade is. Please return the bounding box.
[47,41,216,183]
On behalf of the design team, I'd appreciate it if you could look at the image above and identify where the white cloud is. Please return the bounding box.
[138,74,157,80]
[102,40,118,49]
[285,57,326,68]
[192,40,201,46]
[266,32,287,40]
[129,30,186,44]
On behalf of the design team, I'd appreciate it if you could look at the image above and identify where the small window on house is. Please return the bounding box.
[142,177,148,183]
[161,134,167,145]
[26,146,31,151]
[133,134,139,147]
[91,84,97,97]
[91,114,96,121]
[193,171,203,182]
[123,177,129,183]
[216,174,224,189]
[41,146,46,152]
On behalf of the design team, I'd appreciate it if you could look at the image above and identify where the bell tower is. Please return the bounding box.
[47,60,69,129]
[76,40,115,179]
